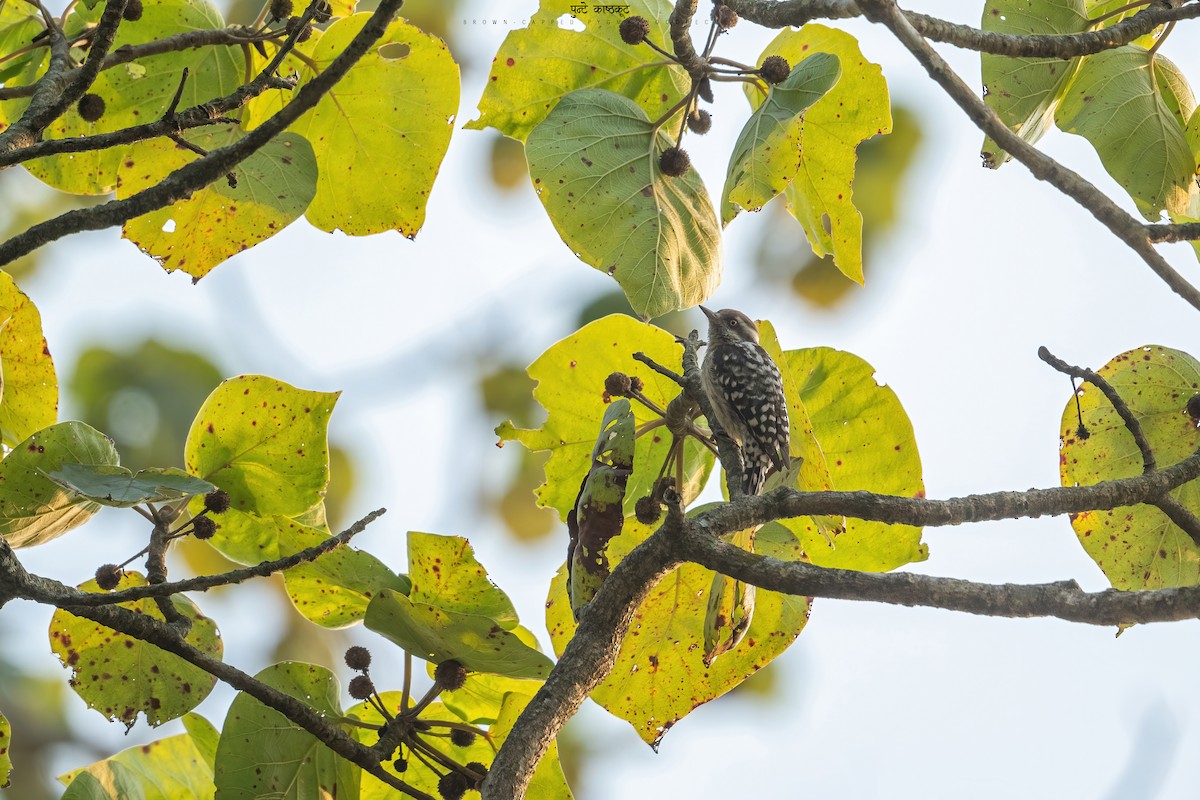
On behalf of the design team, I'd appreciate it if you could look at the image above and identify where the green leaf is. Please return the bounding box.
[58,715,216,799]
[0,712,10,789]
[46,464,214,507]
[280,518,410,628]
[407,531,518,628]
[569,398,635,618]
[181,713,220,769]
[754,25,892,284]
[0,421,118,548]
[980,0,1089,167]
[0,269,57,447]
[723,52,842,221]
[492,692,574,800]
[496,314,714,520]
[49,572,221,729]
[0,0,240,194]
[354,695,493,800]
[0,13,41,84]
[466,0,689,142]
[365,589,553,679]
[547,516,810,747]
[213,663,357,800]
[284,15,459,236]
[184,375,338,516]
[783,346,927,571]
[1055,47,1196,220]
[525,89,721,318]
[118,126,317,279]
[1060,346,1200,590]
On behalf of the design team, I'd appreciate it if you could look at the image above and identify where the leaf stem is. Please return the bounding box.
[1089,0,1152,25]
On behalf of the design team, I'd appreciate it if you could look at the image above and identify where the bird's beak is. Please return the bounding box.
[699,305,718,323]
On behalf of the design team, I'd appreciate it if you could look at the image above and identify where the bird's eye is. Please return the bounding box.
[728,319,738,327]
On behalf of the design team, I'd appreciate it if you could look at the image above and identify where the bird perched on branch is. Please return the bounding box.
[699,306,790,496]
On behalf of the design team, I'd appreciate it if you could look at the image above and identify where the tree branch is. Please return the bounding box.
[854,0,1200,313]
[482,512,684,799]
[723,0,1200,57]
[1038,346,1155,472]
[679,527,1200,625]
[485,445,1200,796]
[0,0,128,151]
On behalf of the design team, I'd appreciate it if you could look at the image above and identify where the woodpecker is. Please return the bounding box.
[700,306,790,496]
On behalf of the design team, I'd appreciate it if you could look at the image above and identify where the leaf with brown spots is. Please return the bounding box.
[567,398,634,620]
[0,270,57,448]
[0,712,9,789]
[119,126,317,280]
[214,663,357,800]
[57,713,217,799]
[497,315,714,521]
[776,345,926,571]
[184,375,338,517]
[466,0,688,142]
[748,26,893,284]
[546,516,810,748]
[1060,346,1200,591]
[49,573,221,730]
[407,531,518,628]
[0,421,119,549]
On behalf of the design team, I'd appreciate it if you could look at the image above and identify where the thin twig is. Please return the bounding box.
[53,508,387,606]
[1037,346,1155,473]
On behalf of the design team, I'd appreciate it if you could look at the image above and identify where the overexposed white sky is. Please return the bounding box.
[7,1,1200,797]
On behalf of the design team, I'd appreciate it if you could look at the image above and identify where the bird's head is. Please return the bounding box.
[700,306,760,345]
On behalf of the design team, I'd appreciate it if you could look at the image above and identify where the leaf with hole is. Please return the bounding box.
[284,16,460,236]
[467,0,688,142]
[119,126,317,279]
